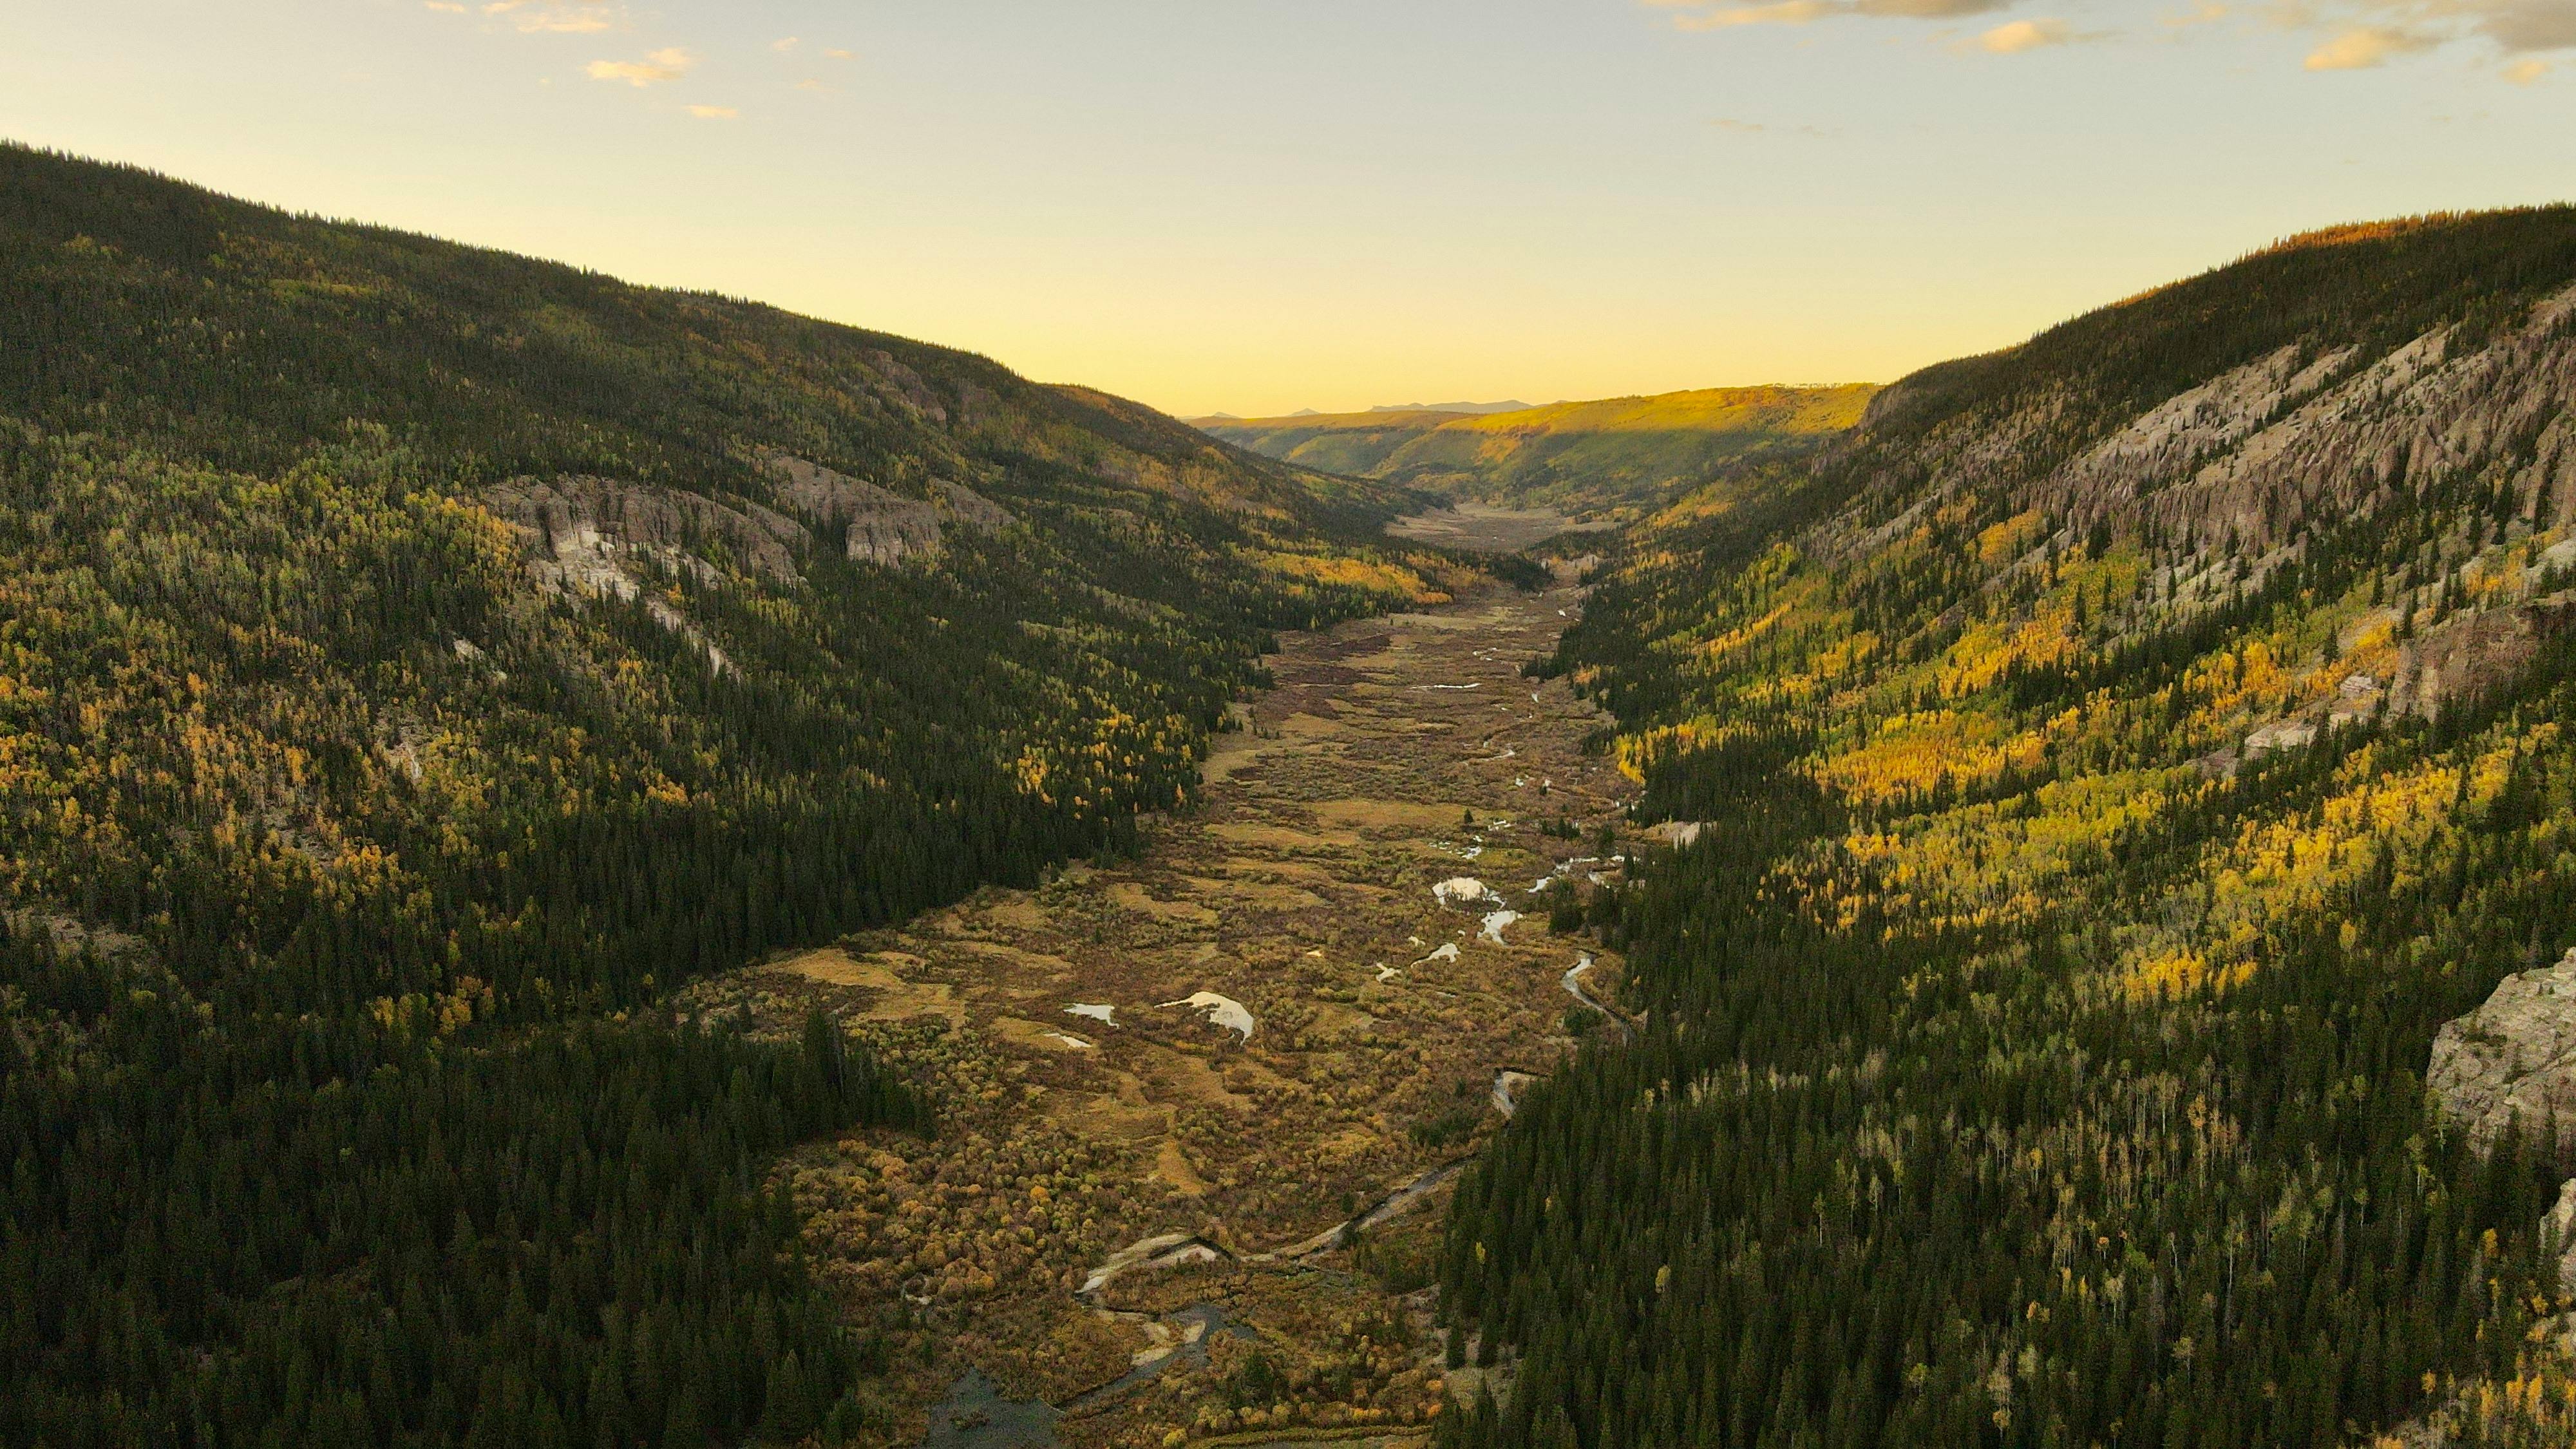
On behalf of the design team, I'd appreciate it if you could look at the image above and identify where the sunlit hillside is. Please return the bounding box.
[1446,207,2576,1449]
[1197,384,1876,516]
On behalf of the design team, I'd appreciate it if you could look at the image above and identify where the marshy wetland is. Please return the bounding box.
[681,564,1638,1448]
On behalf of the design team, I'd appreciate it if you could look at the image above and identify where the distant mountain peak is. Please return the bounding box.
[1370,400,1533,415]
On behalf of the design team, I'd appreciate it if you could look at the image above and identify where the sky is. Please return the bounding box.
[4,2,2573,418]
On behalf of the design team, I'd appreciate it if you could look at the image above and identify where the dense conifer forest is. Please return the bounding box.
[21,140,2576,1449]
[1441,211,2576,1448]
[0,146,1458,1446]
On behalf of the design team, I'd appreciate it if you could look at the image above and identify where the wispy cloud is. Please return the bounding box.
[585,46,694,86]
[1655,0,2112,47]
[1653,0,2576,77]
[772,36,800,53]
[823,47,855,60]
[2303,24,2432,66]
[687,104,739,118]
[2307,1,2576,58]
[1970,16,2108,50]
[2471,0,2576,52]
[1654,0,2012,28]
[480,0,616,34]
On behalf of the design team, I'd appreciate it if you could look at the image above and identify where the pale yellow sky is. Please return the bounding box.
[5,1,2571,417]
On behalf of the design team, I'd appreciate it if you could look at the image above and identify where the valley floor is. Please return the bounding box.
[1383,504,1613,554]
[681,570,1636,1448]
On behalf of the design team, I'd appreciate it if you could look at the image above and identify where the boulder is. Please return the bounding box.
[1432,878,1499,909]
[2427,947,2576,1150]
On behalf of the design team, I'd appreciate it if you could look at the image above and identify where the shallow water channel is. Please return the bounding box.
[919,1304,1251,1448]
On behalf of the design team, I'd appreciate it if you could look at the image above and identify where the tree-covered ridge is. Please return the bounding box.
[1,146,1399,537]
[1195,385,1875,518]
[0,144,1464,1446]
[1442,209,2576,1446]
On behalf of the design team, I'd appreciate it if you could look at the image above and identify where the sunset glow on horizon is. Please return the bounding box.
[6,0,2571,417]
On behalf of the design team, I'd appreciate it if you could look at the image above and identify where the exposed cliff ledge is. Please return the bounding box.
[2428,947,2576,1151]
[2389,594,2576,721]
[2427,951,2576,1311]
[768,454,1013,565]
[481,475,811,672]
[484,475,804,593]
[1832,281,2576,570]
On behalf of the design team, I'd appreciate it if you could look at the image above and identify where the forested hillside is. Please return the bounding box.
[0,144,1457,1447]
[1443,211,2576,1447]
[1196,386,1873,518]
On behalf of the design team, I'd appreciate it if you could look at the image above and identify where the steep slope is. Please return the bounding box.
[1195,384,1875,517]
[1444,211,2576,1447]
[0,144,1464,1448]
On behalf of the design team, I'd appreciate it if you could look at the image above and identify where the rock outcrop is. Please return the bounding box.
[483,475,803,592]
[2389,596,2576,721]
[2428,952,2576,1301]
[2546,1178,2576,1293]
[2427,947,2576,1150]
[480,476,803,672]
[768,455,1013,565]
[2031,283,2576,557]
[770,455,940,565]
[1821,280,2576,641]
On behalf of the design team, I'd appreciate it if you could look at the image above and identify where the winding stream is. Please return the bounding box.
[1492,1068,1544,1117]
[880,563,1633,1448]
[1562,953,1631,1041]
[922,968,1627,1445]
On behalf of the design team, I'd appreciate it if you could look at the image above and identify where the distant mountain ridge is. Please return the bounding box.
[1194,383,1876,516]
[1368,399,1534,415]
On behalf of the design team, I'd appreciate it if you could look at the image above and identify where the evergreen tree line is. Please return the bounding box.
[1443,629,2576,1448]
[2,918,923,1447]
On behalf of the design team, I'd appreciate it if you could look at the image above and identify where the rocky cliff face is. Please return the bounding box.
[2036,287,2576,554]
[2429,947,2576,1151]
[1783,233,2576,754]
[484,475,804,592]
[768,455,1013,566]
[1828,281,2576,580]
[480,475,817,672]
[2428,952,2576,1315]
[479,464,1028,668]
